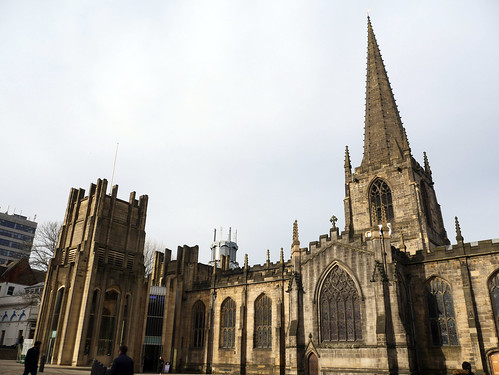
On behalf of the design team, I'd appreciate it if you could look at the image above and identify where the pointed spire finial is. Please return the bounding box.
[280,248,284,263]
[455,216,464,243]
[344,146,352,172]
[423,152,433,178]
[293,220,300,246]
[244,253,248,269]
[266,249,270,263]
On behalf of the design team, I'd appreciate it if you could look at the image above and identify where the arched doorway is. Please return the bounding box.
[308,353,318,375]
[490,352,499,375]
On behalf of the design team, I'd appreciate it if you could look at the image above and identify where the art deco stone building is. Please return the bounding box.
[37,18,499,375]
[35,179,149,369]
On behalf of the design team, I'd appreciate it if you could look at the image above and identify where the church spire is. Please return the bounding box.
[361,17,411,168]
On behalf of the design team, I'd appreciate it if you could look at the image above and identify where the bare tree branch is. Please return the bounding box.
[143,239,165,276]
[29,221,61,271]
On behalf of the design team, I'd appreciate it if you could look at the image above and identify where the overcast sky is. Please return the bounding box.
[1,1,498,266]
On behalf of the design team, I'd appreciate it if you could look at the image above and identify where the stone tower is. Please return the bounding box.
[35,179,148,369]
[343,17,449,254]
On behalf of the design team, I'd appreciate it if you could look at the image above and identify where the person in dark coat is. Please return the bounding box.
[106,345,134,375]
[157,355,165,374]
[462,361,474,375]
[23,341,41,375]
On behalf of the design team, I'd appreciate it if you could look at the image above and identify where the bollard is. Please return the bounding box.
[39,355,46,372]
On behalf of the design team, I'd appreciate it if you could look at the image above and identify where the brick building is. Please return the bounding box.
[36,18,499,375]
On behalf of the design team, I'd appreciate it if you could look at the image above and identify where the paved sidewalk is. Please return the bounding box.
[0,360,91,374]
[0,360,176,375]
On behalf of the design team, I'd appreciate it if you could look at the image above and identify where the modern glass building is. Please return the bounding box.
[0,212,37,265]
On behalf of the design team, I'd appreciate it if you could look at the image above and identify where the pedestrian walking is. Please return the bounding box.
[106,345,134,375]
[23,341,41,375]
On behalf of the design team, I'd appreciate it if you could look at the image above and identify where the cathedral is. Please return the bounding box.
[35,18,499,375]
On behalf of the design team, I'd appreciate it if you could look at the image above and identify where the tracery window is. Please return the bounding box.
[320,265,362,342]
[220,298,236,349]
[489,271,499,337]
[192,300,205,348]
[426,278,458,346]
[370,178,394,225]
[254,294,272,348]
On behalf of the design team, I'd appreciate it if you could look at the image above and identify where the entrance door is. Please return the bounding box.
[491,352,499,375]
[143,344,162,373]
[308,353,318,375]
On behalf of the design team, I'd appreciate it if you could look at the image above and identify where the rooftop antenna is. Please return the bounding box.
[229,227,232,241]
[110,142,119,194]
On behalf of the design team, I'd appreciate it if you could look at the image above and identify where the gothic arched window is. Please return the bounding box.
[220,298,236,349]
[489,271,499,337]
[254,294,272,348]
[370,178,394,225]
[192,300,205,348]
[85,289,99,355]
[320,265,362,342]
[426,278,458,346]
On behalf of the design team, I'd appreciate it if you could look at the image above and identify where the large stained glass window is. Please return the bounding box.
[254,294,272,348]
[220,298,236,349]
[370,178,394,225]
[426,278,458,346]
[192,300,205,348]
[320,265,362,342]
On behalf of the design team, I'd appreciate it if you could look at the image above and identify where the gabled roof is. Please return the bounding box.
[0,258,46,286]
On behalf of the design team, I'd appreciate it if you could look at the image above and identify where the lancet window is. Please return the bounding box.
[254,294,272,348]
[370,178,394,225]
[50,288,65,336]
[85,289,99,354]
[320,265,362,342]
[220,298,236,349]
[192,300,205,349]
[426,278,458,346]
[98,290,119,355]
[489,271,499,337]
[421,183,433,226]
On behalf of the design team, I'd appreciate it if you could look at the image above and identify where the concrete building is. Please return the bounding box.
[0,212,37,265]
[36,18,499,375]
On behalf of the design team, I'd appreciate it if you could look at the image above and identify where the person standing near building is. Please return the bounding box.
[157,355,165,374]
[106,345,134,375]
[17,335,24,362]
[23,341,41,375]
